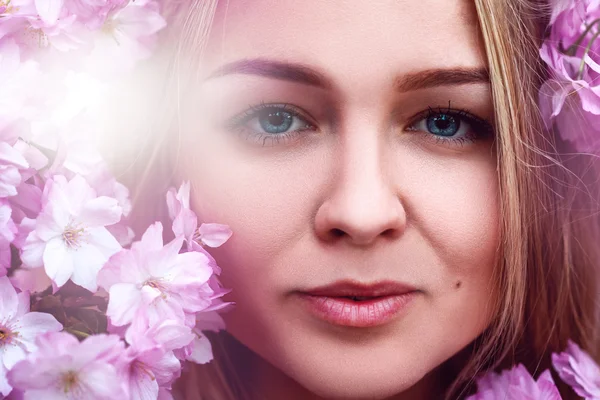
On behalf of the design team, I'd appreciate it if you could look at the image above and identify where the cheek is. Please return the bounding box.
[401,149,500,334]
[180,134,329,293]
[403,148,499,277]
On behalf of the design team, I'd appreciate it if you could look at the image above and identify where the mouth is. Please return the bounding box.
[297,280,419,328]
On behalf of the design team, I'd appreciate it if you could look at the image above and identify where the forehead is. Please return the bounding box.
[202,0,485,76]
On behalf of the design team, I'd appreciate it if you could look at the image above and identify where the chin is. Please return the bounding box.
[263,341,437,400]
[287,364,428,400]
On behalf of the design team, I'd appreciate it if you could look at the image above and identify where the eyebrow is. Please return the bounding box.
[205,58,489,92]
[395,68,489,92]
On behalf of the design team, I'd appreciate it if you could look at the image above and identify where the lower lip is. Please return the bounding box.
[298,292,417,328]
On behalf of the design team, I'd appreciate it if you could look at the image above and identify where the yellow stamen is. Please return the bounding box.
[62,224,87,248]
[136,362,156,381]
[0,327,18,345]
[0,0,18,15]
[61,371,79,393]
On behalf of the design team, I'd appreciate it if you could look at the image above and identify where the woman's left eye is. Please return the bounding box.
[408,109,493,144]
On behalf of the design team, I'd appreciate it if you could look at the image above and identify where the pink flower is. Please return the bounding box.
[467,365,562,400]
[20,174,122,291]
[175,311,226,365]
[552,340,600,399]
[97,222,215,329]
[167,182,232,247]
[84,0,166,77]
[166,182,232,273]
[7,331,127,399]
[0,276,62,396]
[118,318,195,400]
[87,165,135,246]
[540,0,600,152]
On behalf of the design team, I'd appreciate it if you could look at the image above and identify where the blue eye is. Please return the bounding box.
[227,103,316,146]
[412,112,470,138]
[257,109,295,134]
[408,108,492,143]
[230,104,314,135]
[426,114,460,137]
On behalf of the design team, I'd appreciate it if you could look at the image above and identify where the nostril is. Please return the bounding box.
[381,228,397,238]
[331,228,345,238]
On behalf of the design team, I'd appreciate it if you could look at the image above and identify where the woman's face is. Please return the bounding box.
[177,0,498,398]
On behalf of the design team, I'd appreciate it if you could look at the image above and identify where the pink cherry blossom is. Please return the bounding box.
[7,331,127,399]
[86,164,135,245]
[167,182,234,249]
[552,340,600,399]
[540,0,600,152]
[118,318,195,400]
[175,311,226,365]
[84,0,166,77]
[20,174,122,291]
[0,276,62,396]
[467,365,562,400]
[166,182,232,273]
[97,222,215,329]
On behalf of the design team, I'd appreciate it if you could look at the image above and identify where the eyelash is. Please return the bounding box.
[226,102,493,147]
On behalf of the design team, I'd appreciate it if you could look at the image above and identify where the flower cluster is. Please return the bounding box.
[540,0,600,152]
[0,1,234,399]
[1,164,233,400]
[468,341,600,399]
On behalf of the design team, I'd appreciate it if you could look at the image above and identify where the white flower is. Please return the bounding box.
[0,276,62,396]
[21,174,122,291]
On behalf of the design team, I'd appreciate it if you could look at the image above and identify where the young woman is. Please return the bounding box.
[104,0,600,399]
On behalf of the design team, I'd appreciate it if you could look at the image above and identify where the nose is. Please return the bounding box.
[314,135,407,246]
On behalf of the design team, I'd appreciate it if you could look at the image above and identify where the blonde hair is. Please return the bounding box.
[107,1,600,398]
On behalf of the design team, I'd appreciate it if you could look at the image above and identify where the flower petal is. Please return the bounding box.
[34,0,64,25]
[2,344,26,370]
[69,242,108,292]
[0,363,11,397]
[79,362,125,398]
[19,232,46,269]
[0,276,18,321]
[137,222,163,252]
[42,237,73,288]
[128,364,159,400]
[107,283,143,327]
[87,226,121,260]
[186,334,213,364]
[14,312,62,348]
[78,196,122,227]
[198,223,232,248]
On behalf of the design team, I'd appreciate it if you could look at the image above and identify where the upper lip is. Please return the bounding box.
[301,280,417,298]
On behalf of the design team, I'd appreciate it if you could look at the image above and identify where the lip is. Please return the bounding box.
[297,280,418,328]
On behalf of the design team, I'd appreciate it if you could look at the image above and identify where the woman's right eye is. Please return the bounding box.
[226,104,316,145]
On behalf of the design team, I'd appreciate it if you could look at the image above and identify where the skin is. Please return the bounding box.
[176,0,499,398]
